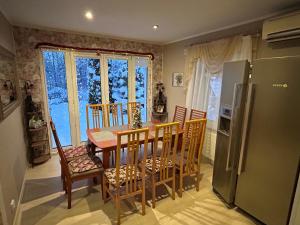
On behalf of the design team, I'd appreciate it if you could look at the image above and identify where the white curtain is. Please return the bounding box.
[186,35,252,118]
[185,35,252,160]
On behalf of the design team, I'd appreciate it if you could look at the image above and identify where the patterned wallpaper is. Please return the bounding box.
[13,26,163,105]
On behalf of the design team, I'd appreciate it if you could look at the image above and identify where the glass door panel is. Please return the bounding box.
[107,58,129,123]
[135,57,148,122]
[75,57,101,141]
[43,50,72,147]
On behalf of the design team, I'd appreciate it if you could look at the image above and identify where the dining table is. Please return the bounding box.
[86,121,183,169]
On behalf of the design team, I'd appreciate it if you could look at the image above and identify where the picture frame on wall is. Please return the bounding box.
[172,72,183,87]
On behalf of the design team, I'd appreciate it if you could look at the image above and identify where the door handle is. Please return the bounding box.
[226,83,242,171]
[238,83,254,175]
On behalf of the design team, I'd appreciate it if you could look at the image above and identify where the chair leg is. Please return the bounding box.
[67,181,72,209]
[172,168,176,200]
[196,171,200,191]
[151,175,156,208]
[102,175,107,202]
[93,177,97,185]
[142,181,146,215]
[151,143,153,155]
[179,172,183,198]
[116,197,121,225]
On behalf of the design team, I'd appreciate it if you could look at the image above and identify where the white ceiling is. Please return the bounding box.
[0,0,298,44]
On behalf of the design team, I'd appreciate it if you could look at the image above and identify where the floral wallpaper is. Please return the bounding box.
[13,26,163,106]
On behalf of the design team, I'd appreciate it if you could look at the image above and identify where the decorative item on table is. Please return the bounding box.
[172,72,184,87]
[152,82,168,122]
[131,104,142,129]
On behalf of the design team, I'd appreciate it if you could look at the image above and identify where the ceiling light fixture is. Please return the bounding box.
[153,25,159,30]
[85,11,93,20]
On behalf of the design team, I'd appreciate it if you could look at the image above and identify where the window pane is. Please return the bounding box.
[43,51,72,147]
[135,58,148,122]
[207,76,222,121]
[75,57,101,141]
[108,58,129,123]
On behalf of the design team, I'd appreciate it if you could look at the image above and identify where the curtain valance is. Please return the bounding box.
[184,35,252,89]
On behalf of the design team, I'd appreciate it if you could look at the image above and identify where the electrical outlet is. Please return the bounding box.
[10,199,16,211]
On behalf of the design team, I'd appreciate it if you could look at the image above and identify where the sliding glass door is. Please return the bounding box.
[43,51,72,147]
[106,57,130,123]
[74,56,102,142]
[42,50,149,148]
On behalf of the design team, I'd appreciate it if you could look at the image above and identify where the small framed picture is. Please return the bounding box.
[172,72,183,87]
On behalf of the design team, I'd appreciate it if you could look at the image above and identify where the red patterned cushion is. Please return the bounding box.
[68,155,102,174]
[64,145,88,161]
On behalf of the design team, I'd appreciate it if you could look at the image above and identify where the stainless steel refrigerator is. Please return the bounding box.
[212,56,300,225]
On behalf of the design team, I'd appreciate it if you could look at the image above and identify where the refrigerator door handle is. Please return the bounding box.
[238,83,254,175]
[226,83,241,171]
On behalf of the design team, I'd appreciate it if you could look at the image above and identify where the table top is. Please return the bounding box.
[87,122,182,150]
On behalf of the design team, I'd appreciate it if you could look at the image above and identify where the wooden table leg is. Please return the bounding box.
[102,150,110,199]
[102,150,110,169]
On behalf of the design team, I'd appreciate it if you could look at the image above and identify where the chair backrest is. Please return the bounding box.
[173,105,187,129]
[127,102,141,125]
[115,128,149,195]
[180,119,207,174]
[86,104,107,129]
[152,122,180,179]
[105,103,124,127]
[49,119,71,178]
[189,109,207,120]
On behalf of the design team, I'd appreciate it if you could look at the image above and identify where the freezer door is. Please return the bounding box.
[235,56,300,225]
[212,60,250,205]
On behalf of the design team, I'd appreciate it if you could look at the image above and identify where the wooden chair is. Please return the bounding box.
[146,122,180,208]
[127,102,141,125]
[176,119,207,197]
[86,104,108,129]
[189,109,207,120]
[105,103,124,127]
[102,128,149,224]
[173,105,187,129]
[49,119,103,209]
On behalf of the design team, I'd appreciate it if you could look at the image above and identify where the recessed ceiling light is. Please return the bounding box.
[85,11,93,20]
[153,25,159,30]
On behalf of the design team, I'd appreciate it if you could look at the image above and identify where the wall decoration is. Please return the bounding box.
[0,46,19,121]
[172,72,183,87]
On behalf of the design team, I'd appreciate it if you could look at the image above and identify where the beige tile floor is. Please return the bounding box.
[18,154,258,225]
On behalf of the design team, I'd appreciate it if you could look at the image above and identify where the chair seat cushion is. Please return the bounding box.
[104,165,141,185]
[145,157,173,173]
[64,145,88,161]
[68,155,103,176]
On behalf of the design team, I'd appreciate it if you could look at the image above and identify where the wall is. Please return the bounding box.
[0,12,15,54]
[0,12,27,225]
[0,107,27,225]
[13,26,163,105]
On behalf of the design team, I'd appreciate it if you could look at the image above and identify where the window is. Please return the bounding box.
[42,51,150,148]
[207,75,222,130]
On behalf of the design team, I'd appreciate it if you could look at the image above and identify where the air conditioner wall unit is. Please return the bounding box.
[262,11,300,43]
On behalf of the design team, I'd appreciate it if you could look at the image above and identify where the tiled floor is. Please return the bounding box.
[18,154,258,225]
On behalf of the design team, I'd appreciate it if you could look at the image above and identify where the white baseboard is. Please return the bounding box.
[13,170,27,225]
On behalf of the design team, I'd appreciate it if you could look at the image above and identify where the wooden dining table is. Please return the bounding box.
[86,121,183,169]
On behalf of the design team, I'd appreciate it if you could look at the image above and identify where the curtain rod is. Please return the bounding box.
[35,42,155,60]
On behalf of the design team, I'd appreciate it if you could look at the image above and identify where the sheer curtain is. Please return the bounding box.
[185,35,252,160]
